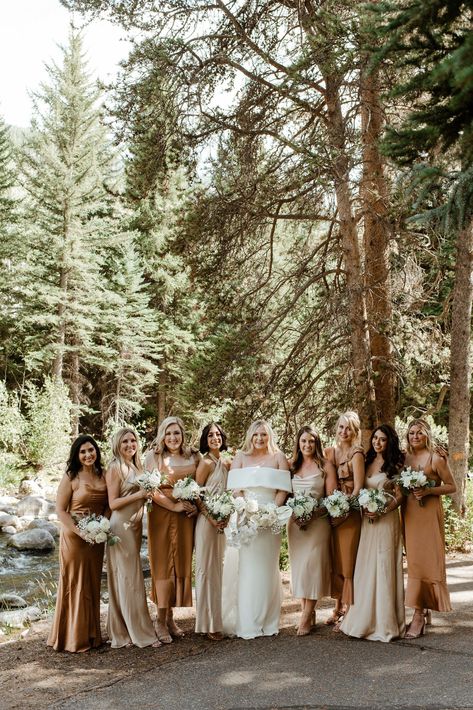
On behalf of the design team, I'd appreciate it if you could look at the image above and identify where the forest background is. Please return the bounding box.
[0,0,472,523]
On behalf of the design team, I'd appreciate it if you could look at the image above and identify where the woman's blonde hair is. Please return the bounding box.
[406,418,434,454]
[335,411,361,446]
[110,427,143,474]
[149,416,192,458]
[241,419,279,455]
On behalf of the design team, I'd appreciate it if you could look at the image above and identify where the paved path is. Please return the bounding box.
[53,555,473,710]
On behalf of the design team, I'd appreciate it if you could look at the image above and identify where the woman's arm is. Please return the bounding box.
[351,451,365,496]
[56,474,81,537]
[196,457,213,486]
[106,464,147,511]
[274,451,290,504]
[324,459,338,496]
[414,453,456,501]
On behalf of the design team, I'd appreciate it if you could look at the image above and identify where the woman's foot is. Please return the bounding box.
[324,609,344,626]
[207,632,224,641]
[297,611,315,636]
[405,611,426,639]
[155,621,173,644]
[167,618,185,638]
[151,639,163,648]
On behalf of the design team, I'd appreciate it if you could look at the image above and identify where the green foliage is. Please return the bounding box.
[443,481,473,553]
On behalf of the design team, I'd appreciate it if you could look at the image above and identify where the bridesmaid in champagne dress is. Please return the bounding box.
[48,435,108,652]
[194,422,230,640]
[106,427,160,648]
[287,426,337,635]
[145,416,200,644]
[402,418,456,638]
[340,424,405,642]
[324,411,365,624]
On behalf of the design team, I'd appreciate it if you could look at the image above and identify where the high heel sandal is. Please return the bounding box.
[424,609,432,626]
[155,621,173,644]
[167,619,185,638]
[324,609,344,626]
[405,612,426,639]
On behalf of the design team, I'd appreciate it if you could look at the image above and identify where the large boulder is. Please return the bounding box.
[0,594,28,610]
[0,495,18,514]
[0,512,20,529]
[16,495,54,518]
[1,526,16,535]
[28,519,60,538]
[0,606,42,628]
[7,529,55,551]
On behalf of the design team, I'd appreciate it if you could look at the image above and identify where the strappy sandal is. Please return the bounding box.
[207,632,224,641]
[167,619,185,638]
[324,609,344,626]
[155,621,173,644]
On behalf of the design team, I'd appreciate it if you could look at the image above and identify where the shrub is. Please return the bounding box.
[24,378,72,473]
[443,481,473,553]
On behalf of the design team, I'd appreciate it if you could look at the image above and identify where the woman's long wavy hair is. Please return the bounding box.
[109,427,143,475]
[365,424,404,479]
[199,422,228,454]
[66,435,103,480]
[241,420,278,455]
[149,416,192,458]
[291,426,326,476]
[406,418,434,454]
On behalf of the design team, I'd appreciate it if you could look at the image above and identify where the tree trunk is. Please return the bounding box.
[52,265,67,379]
[70,348,80,438]
[360,57,396,426]
[448,217,473,511]
[157,360,167,423]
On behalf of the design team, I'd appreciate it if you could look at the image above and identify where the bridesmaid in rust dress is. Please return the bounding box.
[48,435,108,652]
[402,418,456,638]
[145,416,201,644]
[324,411,365,624]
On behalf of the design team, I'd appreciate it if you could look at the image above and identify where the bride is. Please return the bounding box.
[222,420,291,639]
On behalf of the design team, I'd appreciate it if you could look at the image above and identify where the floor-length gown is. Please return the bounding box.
[331,447,363,605]
[287,470,331,600]
[402,455,452,612]
[47,478,108,652]
[195,456,228,633]
[146,452,197,608]
[340,472,405,642]
[222,467,292,639]
[107,471,157,648]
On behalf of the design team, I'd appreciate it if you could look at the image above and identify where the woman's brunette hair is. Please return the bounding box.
[66,435,103,480]
[291,426,326,475]
[365,424,404,479]
[199,422,228,454]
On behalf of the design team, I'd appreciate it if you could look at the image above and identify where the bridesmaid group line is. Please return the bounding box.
[47,412,456,653]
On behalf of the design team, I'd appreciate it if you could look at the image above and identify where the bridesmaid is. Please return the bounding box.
[105,427,160,648]
[340,424,405,641]
[287,426,337,635]
[194,422,230,641]
[324,411,365,624]
[145,416,200,644]
[47,435,108,652]
[402,418,456,638]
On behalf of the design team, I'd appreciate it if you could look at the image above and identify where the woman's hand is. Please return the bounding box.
[330,512,349,527]
[174,500,198,516]
[413,486,428,502]
[364,510,380,522]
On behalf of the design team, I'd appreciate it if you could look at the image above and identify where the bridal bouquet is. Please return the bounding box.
[202,490,236,531]
[287,493,320,528]
[322,489,352,519]
[395,467,435,506]
[172,476,201,501]
[357,488,389,523]
[74,514,120,546]
[254,502,292,533]
[225,496,292,548]
[136,469,165,512]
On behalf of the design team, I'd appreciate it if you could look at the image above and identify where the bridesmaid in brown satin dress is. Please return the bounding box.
[195,422,230,640]
[402,418,456,638]
[106,427,160,648]
[47,435,108,652]
[324,411,365,624]
[145,416,201,644]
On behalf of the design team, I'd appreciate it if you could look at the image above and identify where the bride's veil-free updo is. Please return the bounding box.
[241,420,279,455]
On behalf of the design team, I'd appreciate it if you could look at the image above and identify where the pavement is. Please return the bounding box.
[50,554,473,710]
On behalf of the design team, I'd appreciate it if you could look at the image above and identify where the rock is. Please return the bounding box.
[0,495,18,514]
[7,529,55,551]
[1,526,16,535]
[0,594,28,610]
[16,495,54,518]
[28,519,60,538]
[0,512,19,528]
[18,479,44,496]
[0,606,42,628]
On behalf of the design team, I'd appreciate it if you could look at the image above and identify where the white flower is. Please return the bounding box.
[95,531,108,543]
[233,497,246,512]
[367,500,379,513]
[99,518,111,531]
[86,520,100,534]
[245,498,259,514]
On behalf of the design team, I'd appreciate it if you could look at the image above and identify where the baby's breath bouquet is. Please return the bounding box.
[136,469,165,511]
[287,493,320,528]
[357,488,389,523]
[395,467,435,506]
[74,513,120,545]
[322,489,352,519]
[172,476,201,501]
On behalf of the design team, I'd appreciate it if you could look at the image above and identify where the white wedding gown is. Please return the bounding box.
[222,467,292,640]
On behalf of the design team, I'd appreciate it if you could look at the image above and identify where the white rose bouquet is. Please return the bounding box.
[135,469,165,512]
[322,489,352,519]
[224,496,259,548]
[74,513,120,546]
[202,490,236,532]
[254,502,292,533]
[172,476,201,501]
[395,467,435,506]
[357,488,389,523]
[287,493,320,528]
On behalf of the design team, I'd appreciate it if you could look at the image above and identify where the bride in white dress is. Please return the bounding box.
[222,420,291,639]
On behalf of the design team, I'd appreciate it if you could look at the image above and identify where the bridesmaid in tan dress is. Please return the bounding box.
[340,424,405,642]
[195,422,230,640]
[287,426,337,635]
[48,435,108,652]
[145,416,200,644]
[324,411,365,624]
[106,427,160,648]
[402,418,456,638]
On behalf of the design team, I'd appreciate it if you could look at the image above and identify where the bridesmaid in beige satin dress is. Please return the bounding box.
[402,419,456,638]
[48,435,108,652]
[106,428,160,648]
[194,422,230,640]
[145,416,201,644]
[287,426,337,635]
[340,424,405,642]
[324,411,365,624]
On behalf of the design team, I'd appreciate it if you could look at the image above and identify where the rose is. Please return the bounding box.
[86,520,101,534]
[99,518,111,531]
[245,498,259,514]
[233,497,246,512]
[95,531,108,544]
